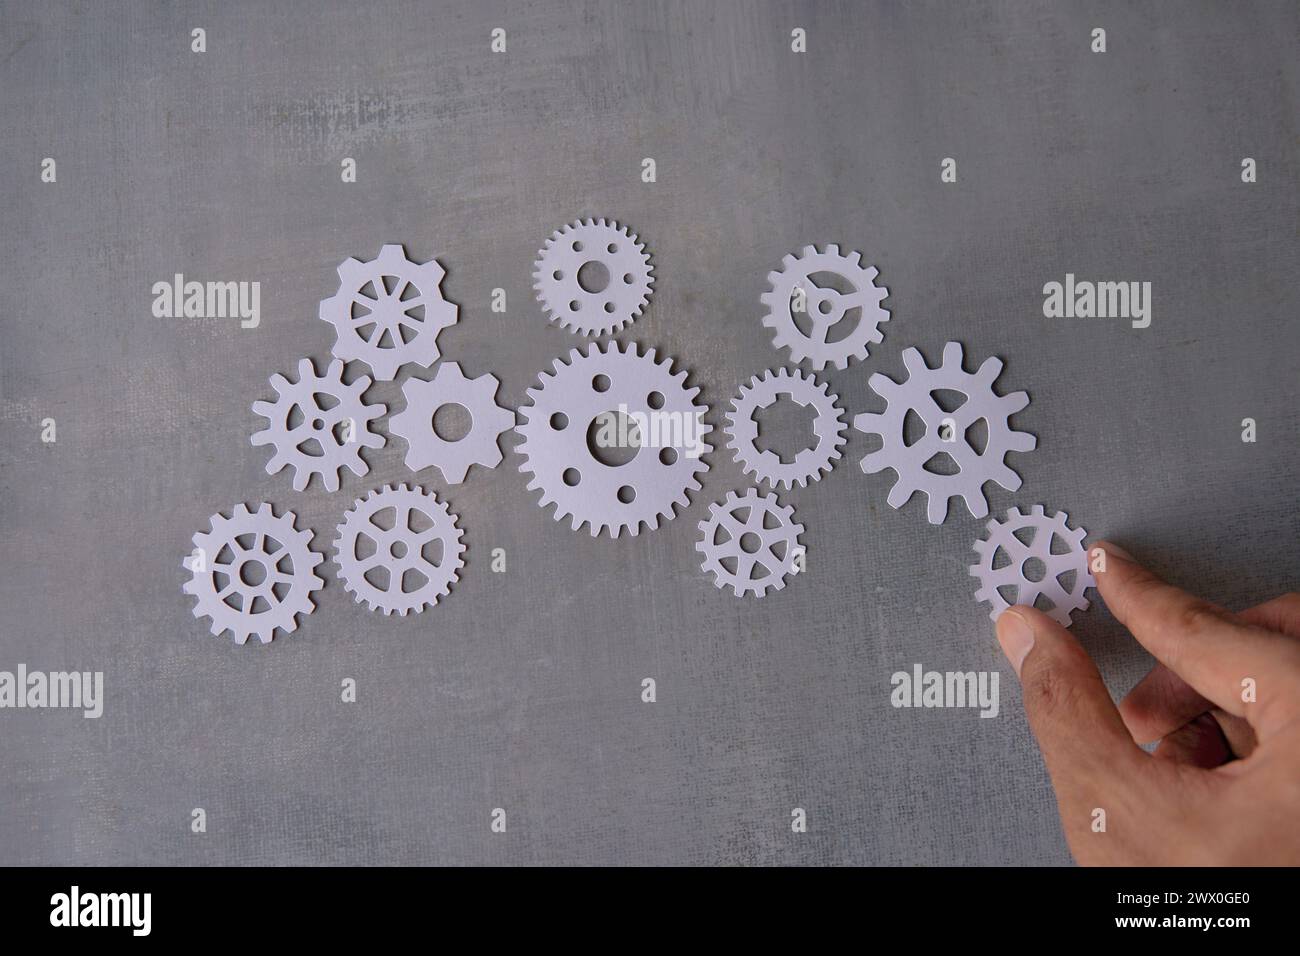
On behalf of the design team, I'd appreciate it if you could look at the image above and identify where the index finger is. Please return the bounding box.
[1093,542,1300,735]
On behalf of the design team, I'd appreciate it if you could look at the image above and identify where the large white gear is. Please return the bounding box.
[181,503,324,645]
[533,219,653,335]
[854,342,1036,524]
[970,505,1094,627]
[319,243,458,381]
[760,244,889,370]
[332,484,465,616]
[696,489,805,598]
[251,357,385,492]
[515,341,711,537]
[388,361,515,484]
[725,367,846,489]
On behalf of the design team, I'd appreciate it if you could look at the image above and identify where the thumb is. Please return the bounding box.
[996,606,1147,822]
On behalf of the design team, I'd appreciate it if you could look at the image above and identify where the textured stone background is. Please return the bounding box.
[1,0,1296,865]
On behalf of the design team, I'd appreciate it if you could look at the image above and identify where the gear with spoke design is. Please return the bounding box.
[515,341,711,538]
[533,219,653,335]
[726,367,846,489]
[760,244,890,370]
[319,243,458,380]
[251,357,385,492]
[854,341,1036,524]
[970,505,1094,627]
[388,362,515,484]
[332,484,465,616]
[696,489,805,598]
[181,503,324,645]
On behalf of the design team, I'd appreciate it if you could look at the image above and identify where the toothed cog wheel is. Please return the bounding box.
[726,368,846,489]
[697,489,805,597]
[516,341,711,537]
[970,505,1094,627]
[854,342,1036,524]
[333,484,465,615]
[760,244,889,370]
[182,503,324,644]
[251,358,385,492]
[533,219,653,335]
[388,362,515,484]
[319,243,458,380]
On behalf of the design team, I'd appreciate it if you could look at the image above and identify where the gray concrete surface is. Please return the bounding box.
[1,0,1296,865]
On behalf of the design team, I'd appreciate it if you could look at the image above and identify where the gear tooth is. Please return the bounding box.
[901,348,926,375]
[826,243,840,256]
[1031,504,1045,516]
[336,256,365,281]
[801,244,817,258]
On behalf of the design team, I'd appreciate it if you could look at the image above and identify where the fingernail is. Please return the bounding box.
[1102,542,1136,562]
[996,609,1035,677]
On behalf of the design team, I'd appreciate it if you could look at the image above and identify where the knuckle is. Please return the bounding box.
[1025,663,1084,717]
[1276,592,1300,615]
[1172,599,1229,636]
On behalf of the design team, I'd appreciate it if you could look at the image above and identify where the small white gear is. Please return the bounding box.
[516,341,711,537]
[760,244,890,370]
[970,505,1095,627]
[388,362,515,484]
[725,368,846,489]
[251,357,385,492]
[533,219,653,335]
[697,489,805,598]
[854,342,1036,524]
[181,503,324,645]
[332,484,465,616]
[319,243,458,380]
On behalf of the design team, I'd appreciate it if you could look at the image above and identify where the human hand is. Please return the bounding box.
[995,541,1300,865]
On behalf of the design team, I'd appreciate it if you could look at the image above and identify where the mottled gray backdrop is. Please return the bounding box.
[1,1,1296,865]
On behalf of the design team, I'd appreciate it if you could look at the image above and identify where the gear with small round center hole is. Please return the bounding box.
[697,489,805,598]
[333,484,465,616]
[251,357,385,493]
[533,219,654,336]
[182,503,324,645]
[970,505,1094,627]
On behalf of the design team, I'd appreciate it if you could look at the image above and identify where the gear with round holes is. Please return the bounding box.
[696,489,805,598]
[319,243,458,380]
[251,357,385,492]
[388,362,515,484]
[760,244,890,370]
[970,505,1094,627]
[854,341,1036,524]
[726,367,846,489]
[181,503,324,645]
[533,219,654,335]
[332,484,465,616]
[515,341,711,537]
